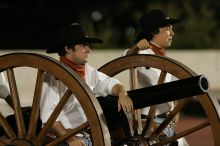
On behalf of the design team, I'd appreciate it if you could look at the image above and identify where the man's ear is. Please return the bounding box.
[64,46,72,54]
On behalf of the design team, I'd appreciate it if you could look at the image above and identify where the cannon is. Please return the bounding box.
[0,53,219,146]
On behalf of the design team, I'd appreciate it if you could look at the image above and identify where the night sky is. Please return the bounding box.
[1,0,220,49]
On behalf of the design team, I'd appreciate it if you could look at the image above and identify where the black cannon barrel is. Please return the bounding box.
[128,75,209,109]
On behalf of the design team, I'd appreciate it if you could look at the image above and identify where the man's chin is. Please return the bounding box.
[167,42,172,47]
[83,60,88,64]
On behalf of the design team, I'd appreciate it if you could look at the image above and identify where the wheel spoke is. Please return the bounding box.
[130,68,138,89]
[129,68,142,134]
[149,98,190,140]
[6,68,26,139]
[46,122,89,146]
[0,112,16,140]
[142,71,167,136]
[26,69,45,140]
[157,70,167,84]
[34,89,72,145]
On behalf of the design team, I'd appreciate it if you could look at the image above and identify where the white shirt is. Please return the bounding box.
[0,73,10,99]
[40,63,120,129]
[123,48,174,115]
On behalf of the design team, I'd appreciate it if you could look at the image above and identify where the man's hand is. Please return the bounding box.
[52,121,86,146]
[112,83,133,113]
[125,39,149,55]
[117,92,133,113]
[67,138,85,146]
[136,39,149,50]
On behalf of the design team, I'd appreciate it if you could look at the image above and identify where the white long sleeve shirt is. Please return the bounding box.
[123,48,174,115]
[40,63,120,129]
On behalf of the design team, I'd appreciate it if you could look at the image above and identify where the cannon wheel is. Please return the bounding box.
[98,54,220,146]
[0,53,111,146]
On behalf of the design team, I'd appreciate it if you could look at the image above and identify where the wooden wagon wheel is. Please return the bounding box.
[0,53,111,146]
[98,54,220,146]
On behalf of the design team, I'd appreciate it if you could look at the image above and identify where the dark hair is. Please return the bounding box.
[135,27,160,43]
[57,47,66,56]
[57,45,76,56]
[148,28,160,41]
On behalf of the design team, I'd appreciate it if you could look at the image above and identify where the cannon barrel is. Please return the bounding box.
[128,75,209,109]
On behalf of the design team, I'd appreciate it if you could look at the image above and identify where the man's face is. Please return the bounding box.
[67,43,91,64]
[153,25,174,48]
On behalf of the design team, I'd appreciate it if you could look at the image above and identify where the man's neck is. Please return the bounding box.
[60,56,86,80]
[149,41,166,56]
[150,41,163,49]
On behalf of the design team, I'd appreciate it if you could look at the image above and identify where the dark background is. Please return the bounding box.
[0,0,220,49]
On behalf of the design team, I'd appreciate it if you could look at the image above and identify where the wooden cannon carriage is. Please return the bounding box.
[0,53,219,146]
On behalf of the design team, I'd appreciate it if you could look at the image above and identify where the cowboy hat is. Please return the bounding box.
[46,23,103,53]
[135,9,181,42]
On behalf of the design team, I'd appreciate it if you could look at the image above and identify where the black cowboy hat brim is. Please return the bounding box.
[135,18,181,43]
[46,37,103,53]
[159,18,181,27]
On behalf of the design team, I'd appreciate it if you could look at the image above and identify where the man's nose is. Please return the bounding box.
[171,29,174,36]
[85,46,91,52]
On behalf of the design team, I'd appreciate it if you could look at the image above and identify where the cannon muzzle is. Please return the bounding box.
[128,75,209,109]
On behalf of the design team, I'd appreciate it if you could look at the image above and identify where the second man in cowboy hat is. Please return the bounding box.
[123,9,189,146]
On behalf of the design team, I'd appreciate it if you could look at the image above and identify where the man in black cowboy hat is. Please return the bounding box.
[41,22,135,146]
[123,9,189,146]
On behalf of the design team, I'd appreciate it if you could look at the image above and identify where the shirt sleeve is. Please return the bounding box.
[86,64,120,97]
[122,49,129,56]
[94,71,120,97]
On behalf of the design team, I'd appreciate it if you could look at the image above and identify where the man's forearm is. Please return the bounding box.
[52,121,69,136]
[52,121,77,143]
